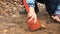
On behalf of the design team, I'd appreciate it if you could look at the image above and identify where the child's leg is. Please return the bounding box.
[45,0,59,16]
[45,0,60,22]
[54,3,60,15]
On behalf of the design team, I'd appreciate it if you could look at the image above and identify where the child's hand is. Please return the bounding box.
[28,7,37,23]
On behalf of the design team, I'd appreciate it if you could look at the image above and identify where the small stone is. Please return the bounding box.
[12,15,16,17]
[3,30,8,33]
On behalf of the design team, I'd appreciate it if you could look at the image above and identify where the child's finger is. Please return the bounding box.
[34,16,37,24]
[28,16,33,22]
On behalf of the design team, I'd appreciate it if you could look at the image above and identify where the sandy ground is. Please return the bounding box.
[0,0,60,34]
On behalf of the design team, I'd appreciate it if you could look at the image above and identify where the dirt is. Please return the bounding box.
[0,0,60,34]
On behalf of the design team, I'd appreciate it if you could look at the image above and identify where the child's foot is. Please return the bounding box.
[51,4,60,23]
[51,15,60,22]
